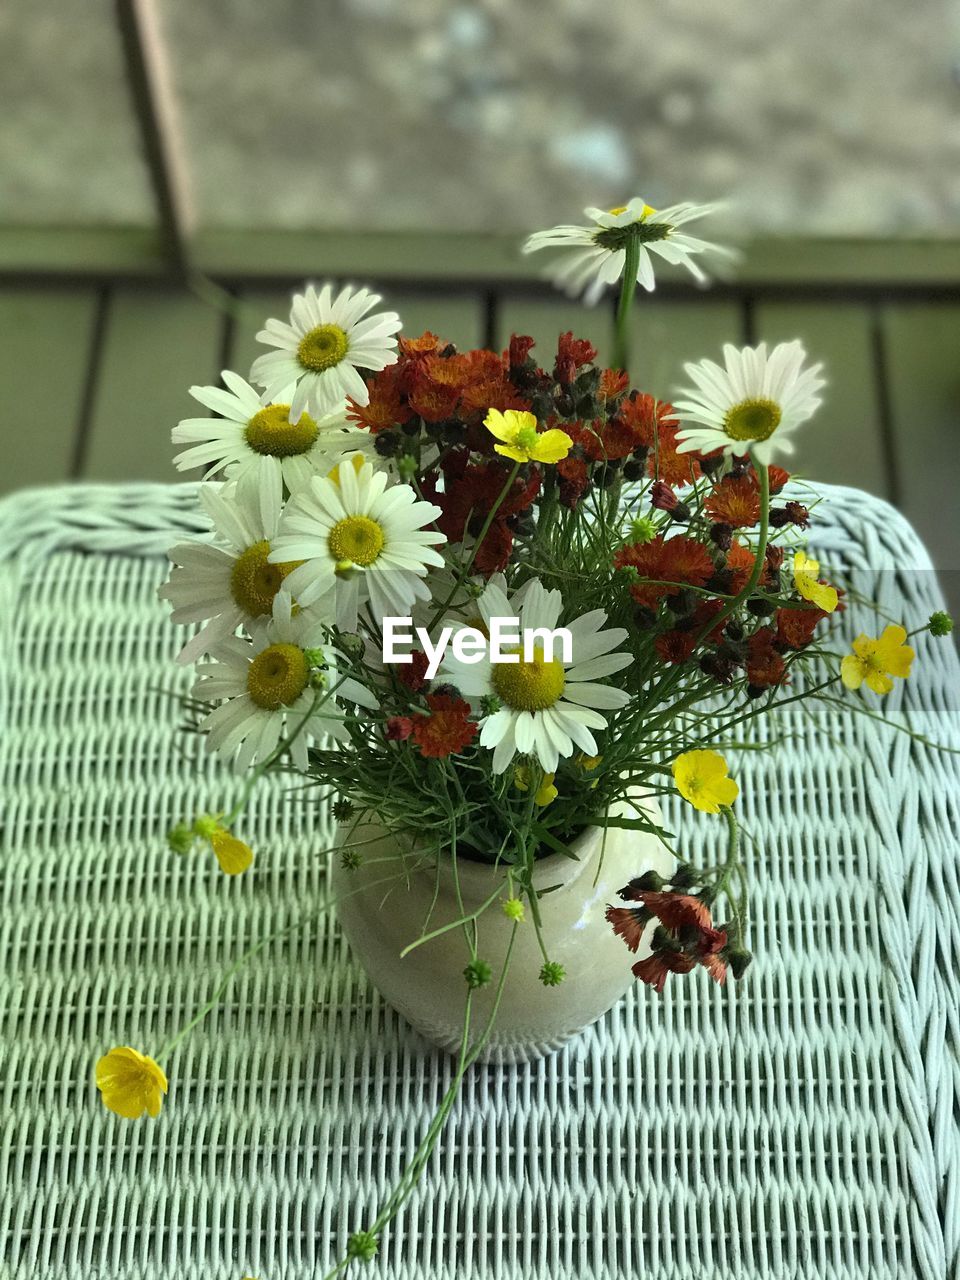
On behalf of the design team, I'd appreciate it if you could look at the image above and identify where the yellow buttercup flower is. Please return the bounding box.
[192,816,254,875]
[514,765,558,806]
[484,408,572,465]
[210,829,254,875]
[95,1046,168,1120]
[672,750,739,814]
[793,551,838,613]
[841,624,914,695]
[576,753,602,788]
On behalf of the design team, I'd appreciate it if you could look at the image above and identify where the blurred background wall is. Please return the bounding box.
[1,0,958,610]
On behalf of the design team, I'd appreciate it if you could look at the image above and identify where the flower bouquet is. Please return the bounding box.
[94,197,953,1273]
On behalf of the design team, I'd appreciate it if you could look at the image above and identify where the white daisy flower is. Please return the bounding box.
[159,473,310,666]
[193,591,377,773]
[523,197,727,304]
[673,340,826,466]
[172,370,371,497]
[250,283,402,423]
[269,459,446,633]
[440,579,633,774]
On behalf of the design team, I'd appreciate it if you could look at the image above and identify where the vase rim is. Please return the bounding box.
[362,788,659,900]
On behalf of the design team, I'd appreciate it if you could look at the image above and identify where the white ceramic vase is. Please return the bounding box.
[331,796,674,1062]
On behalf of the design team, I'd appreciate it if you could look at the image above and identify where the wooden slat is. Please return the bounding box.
[629,299,743,399]
[496,297,742,402]
[228,291,293,380]
[185,229,960,289]
[495,298,612,365]
[388,293,485,351]
[0,288,99,495]
[752,303,888,495]
[83,289,224,482]
[4,228,960,291]
[881,304,960,618]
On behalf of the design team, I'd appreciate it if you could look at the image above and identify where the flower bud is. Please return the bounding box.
[167,822,194,856]
[727,947,753,979]
[337,632,365,657]
[630,869,665,893]
[710,522,734,551]
[385,716,413,742]
[346,1231,379,1262]
[671,865,699,889]
[650,481,679,511]
[554,355,577,387]
[929,610,954,637]
[464,958,493,989]
[746,597,776,617]
[374,431,400,457]
[509,333,536,367]
[629,515,657,544]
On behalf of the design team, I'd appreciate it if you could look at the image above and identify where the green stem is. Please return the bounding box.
[323,923,521,1278]
[426,460,521,630]
[710,460,771,635]
[644,461,771,714]
[400,889,502,957]
[612,238,640,373]
[716,806,748,941]
[155,860,420,1060]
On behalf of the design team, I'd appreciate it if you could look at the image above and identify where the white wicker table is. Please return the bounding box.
[1,482,958,1280]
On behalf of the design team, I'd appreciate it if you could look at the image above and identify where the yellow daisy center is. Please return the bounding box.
[328,515,385,568]
[297,323,349,372]
[608,203,656,218]
[245,404,319,457]
[515,424,539,452]
[723,397,782,443]
[230,540,302,616]
[247,643,309,710]
[492,646,566,712]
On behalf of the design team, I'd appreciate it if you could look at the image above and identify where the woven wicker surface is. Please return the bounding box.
[1,481,958,1280]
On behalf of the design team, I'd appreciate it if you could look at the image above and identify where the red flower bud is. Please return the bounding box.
[385,717,413,741]
[554,355,577,387]
[650,481,679,512]
[508,333,536,367]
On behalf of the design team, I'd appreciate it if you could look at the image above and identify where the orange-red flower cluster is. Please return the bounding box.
[349,331,707,518]
[705,474,761,528]
[422,454,541,575]
[614,534,714,608]
[411,695,478,759]
[615,394,704,486]
[654,600,727,665]
[606,887,728,991]
[348,332,530,437]
[745,626,788,689]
